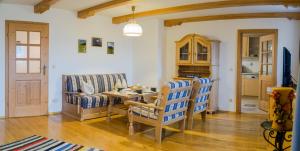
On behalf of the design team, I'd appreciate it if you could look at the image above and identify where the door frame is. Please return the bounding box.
[5,20,49,117]
[236,29,278,113]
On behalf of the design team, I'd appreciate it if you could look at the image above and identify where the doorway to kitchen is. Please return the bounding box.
[236,29,278,114]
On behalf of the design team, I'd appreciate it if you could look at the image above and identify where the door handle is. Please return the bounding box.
[43,64,47,75]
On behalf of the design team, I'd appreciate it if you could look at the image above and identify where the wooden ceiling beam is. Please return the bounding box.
[112,0,300,24]
[34,0,59,14]
[78,0,133,19]
[164,12,300,27]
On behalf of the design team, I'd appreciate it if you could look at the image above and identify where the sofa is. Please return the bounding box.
[62,73,127,121]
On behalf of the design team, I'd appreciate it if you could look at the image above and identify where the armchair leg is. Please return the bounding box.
[201,111,206,121]
[179,119,186,132]
[129,122,134,135]
[128,110,134,135]
[155,126,162,144]
[186,117,193,130]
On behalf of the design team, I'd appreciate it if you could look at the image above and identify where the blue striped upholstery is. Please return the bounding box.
[194,78,213,112]
[65,73,127,109]
[163,80,191,123]
[66,94,122,109]
[66,73,127,93]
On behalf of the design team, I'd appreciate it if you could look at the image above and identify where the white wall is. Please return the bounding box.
[0,4,133,115]
[1,4,300,115]
[165,19,300,111]
[131,19,165,88]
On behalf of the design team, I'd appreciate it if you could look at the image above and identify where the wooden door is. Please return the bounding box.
[193,36,211,65]
[176,37,193,65]
[7,21,49,117]
[258,34,275,111]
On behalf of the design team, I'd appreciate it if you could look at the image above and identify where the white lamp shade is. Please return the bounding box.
[123,23,143,37]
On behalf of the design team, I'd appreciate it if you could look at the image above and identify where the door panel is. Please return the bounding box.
[16,81,29,106]
[258,34,275,112]
[7,21,48,117]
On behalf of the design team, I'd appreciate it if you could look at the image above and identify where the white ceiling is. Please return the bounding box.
[1,0,300,19]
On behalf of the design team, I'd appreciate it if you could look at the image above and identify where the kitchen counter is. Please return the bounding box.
[242,73,258,79]
[241,72,259,75]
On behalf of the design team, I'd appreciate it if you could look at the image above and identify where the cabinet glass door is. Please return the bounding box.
[176,39,192,64]
[194,38,210,64]
[179,43,189,61]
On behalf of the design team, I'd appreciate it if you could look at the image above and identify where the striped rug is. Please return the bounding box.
[0,135,103,151]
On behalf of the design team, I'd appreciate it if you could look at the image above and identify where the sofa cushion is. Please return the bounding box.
[66,73,127,93]
[81,81,95,95]
[66,94,122,109]
[132,103,158,120]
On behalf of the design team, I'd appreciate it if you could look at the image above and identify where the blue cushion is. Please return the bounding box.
[163,80,191,123]
[194,78,213,112]
[66,94,122,109]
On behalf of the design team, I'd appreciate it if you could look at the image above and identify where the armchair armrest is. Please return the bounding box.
[125,101,163,110]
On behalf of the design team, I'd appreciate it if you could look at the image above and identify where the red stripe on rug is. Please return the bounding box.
[70,145,83,151]
[14,137,48,151]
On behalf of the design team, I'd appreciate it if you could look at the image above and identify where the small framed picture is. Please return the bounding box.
[78,39,87,53]
[107,42,114,54]
[92,37,102,47]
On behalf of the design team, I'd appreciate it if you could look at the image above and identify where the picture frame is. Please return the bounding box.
[92,37,102,47]
[78,39,87,53]
[107,42,114,54]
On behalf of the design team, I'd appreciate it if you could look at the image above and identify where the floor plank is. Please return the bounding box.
[0,112,270,151]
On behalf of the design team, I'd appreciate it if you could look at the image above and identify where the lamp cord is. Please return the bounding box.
[131,6,135,21]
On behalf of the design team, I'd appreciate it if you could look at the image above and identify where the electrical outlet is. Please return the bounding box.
[229,99,232,102]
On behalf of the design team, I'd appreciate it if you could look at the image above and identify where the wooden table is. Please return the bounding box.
[103,90,158,121]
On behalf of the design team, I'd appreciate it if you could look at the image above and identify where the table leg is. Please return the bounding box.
[107,96,113,122]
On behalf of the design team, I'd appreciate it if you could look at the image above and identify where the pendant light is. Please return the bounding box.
[123,6,143,37]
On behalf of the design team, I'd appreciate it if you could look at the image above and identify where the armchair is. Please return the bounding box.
[125,80,192,143]
[186,78,213,129]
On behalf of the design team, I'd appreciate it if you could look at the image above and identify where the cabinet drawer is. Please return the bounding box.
[242,78,259,96]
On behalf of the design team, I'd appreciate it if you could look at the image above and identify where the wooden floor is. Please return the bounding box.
[0,112,271,151]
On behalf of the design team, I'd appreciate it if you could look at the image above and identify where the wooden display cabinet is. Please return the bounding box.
[176,34,211,66]
[174,34,220,113]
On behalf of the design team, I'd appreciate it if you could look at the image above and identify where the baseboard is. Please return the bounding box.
[217,110,236,114]
[48,112,61,115]
[0,113,61,119]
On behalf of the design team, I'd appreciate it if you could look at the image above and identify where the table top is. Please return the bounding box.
[102,89,158,99]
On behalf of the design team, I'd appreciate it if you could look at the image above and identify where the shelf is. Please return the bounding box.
[261,51,272,54]
[243,57,259,60]
[179,71,210,74]
[261,63,272,65]
[177,64,210,66]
